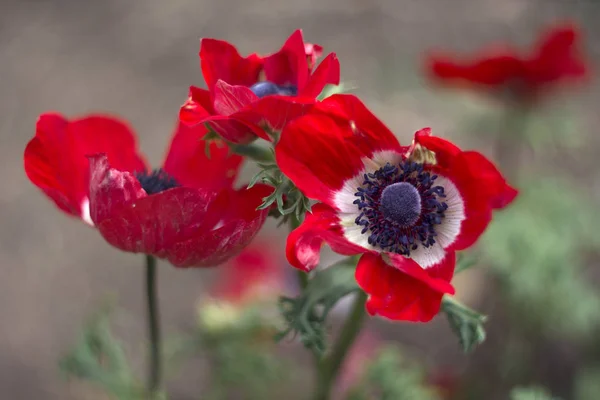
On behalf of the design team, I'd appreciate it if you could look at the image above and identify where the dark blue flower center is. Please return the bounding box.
[249,81,298,98]
[380,182,422,227]
[136,169,180,195]
[353,162,448,256]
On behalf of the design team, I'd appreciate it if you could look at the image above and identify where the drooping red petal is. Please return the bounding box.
[179,86,214,126]
[286,203,367,272]
[411,128,461,167]
[263,29,310,89]
[200,38,263,90]
[167,184,274,267]
[162,121,243,191]
[355,252,455,322]
[276,94,402,205]
[90,153,251,265]
[24,113,147,223]
[299,53,341,98]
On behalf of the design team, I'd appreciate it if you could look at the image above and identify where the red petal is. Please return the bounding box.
[91,154,245,263]
[412,129,461,168]
[212,80,259,116]
[24,113,147,223]
[200,38,263,89]
[167,184,274,267]
[204,115,271,144]
[163,121,243,191]
[286,203,367,272]
[263,29,310,89]
[299,53,341,98]
[179,86,213,125]
[276,94,401,205]
[355,252,455,322]
[427,48,526,87]
[527,22,587,84]
[235,95,316,133]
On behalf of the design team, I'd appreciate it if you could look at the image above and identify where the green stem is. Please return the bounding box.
[145,255,162,397]
[229,143,274,163]
[313,291,368,400]
[494,104,530,181]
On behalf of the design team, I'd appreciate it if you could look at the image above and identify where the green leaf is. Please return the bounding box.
[59,305,146,400]
[510,386,560,400]
[275,258,360,356]
[441,296,487,353]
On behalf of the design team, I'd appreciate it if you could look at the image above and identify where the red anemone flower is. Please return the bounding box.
[24,113,273,267]
[275,94,517,322]
[426,22,588,102]
[180,29,340,144]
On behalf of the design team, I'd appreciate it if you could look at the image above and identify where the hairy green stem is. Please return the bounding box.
[313,291,368,400]
[229,143,274,163]
[145,255,162,397]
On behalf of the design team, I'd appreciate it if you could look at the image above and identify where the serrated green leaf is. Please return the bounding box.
[441,296,487,353]
[276,258,360,356]
[59,306,146,400]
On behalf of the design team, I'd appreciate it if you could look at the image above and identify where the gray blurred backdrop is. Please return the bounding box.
[2,0,600,398]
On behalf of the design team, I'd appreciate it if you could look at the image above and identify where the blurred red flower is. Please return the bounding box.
[180,29,340,144]
[426,22,588,102]
[211,238,285,304]
[25,113,272,267]
[276,94,517,322]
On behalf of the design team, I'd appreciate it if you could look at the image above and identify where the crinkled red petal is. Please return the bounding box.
[24,113,147,222]
[286,203,367,272]
[167,184,273,267]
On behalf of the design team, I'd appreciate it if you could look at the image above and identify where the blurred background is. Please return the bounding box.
[2,0,600,399]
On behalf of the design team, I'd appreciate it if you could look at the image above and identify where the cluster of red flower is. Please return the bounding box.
[24,23,585,322]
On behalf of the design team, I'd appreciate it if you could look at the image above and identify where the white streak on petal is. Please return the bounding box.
[80,198,94,226]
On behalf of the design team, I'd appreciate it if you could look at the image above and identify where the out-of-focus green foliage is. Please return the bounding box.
[345,345,441,400]
[480,178,600,338]
[574,366,600,400]
[510,386,560,400]
[441,295,487,353]
[317,83,354,100]
[276,258,360,356]
[174,302,292,400]
[59,306,148,400]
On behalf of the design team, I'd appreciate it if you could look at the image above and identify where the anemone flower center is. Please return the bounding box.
[380,182,421,227]
[249,81,298,98]
[136,169,180,195]
[354,162,448,256]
